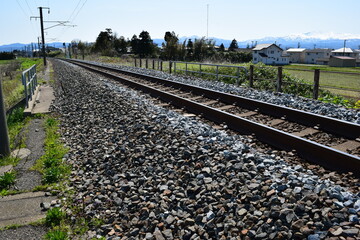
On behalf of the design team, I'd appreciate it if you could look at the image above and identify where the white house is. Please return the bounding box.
[252,44,289,65]
[332,47,359,58]
[285,48,306,63]
[304,49,332,64]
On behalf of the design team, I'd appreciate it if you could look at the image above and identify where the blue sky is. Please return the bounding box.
[1,0,360,45]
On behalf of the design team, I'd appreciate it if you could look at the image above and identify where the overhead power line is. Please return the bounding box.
[15,0,29,19]
[71,0,88,23]
[24,0,34,15]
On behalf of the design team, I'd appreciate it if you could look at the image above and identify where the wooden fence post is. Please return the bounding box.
[276,66,283,92]
[169,61,172,74]
[152,59,155,69]
[216,65,219,81]
[140,58,142,68]
[249,65,254,88]
[313,69,320,99]
[160,61,163,71]
[134,58,137,67]
[236,67,240,85]
[146,59,148,68]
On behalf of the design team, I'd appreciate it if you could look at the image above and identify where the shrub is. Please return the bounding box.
[44,229,68,240]
[0,172,16,190]
[46,207,65,227]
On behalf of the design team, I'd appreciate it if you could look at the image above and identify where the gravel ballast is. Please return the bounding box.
[53,60,360,239]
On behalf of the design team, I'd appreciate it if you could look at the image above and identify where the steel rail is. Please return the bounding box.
[66,59,360,140]
[63,59,360,176]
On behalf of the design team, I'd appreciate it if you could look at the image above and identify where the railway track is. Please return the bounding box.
[63,59,360,176]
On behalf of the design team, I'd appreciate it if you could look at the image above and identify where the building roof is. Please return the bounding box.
[332,47,354,53]
[286,48,306,53]
[253,43,282,51]
[305,48,332,53]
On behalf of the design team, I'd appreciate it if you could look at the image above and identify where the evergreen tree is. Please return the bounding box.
[186,39,194,60]
[114,36,128,54]
[138,31,154,57]
[130,35,139,54]
[219,43,225,52]
[93,28,113,53]
[228,39,239,51]
[163,31,179,60]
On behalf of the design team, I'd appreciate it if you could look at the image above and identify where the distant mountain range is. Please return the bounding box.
[1,32,360,52]
[0,42,65,52]
[155,32,360,50]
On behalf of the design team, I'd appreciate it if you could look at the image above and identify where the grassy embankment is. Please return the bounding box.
[0,58,44,109]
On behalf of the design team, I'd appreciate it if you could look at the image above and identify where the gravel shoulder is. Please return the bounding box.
[0,225,47,240]
[14,119,44,190]
[53,59,360,239]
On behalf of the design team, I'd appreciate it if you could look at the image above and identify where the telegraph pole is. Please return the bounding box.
[31,7,50,66]
[206,4,209,39]
[39,7,47,66]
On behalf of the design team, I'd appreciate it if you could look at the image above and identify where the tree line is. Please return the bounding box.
[70,29,252,63]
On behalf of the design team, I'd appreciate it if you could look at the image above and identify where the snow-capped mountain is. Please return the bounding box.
[237,32,360,49]
[154,32,360,49]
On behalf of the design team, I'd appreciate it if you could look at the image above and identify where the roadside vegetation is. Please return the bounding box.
[0,57,43,109]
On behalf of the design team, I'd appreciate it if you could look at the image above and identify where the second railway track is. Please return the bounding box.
[63,59,360,176]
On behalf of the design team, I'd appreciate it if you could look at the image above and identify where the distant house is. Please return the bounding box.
[285,48,306,63]
[304,49,332,64]
[332,48,358,58]
[329,56,356,67]
[252,44,289,65]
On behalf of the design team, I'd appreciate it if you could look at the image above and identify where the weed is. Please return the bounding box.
[46,207,65,227]
[0,156,20,166]
[6,107,28,149]
[44,229,68,240]
[43,166,63,184]
[0,171,16,190]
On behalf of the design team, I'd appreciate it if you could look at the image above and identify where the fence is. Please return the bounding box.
[132,58,359,101]
[282,68,360,100]
[22,64,37,108]
[134,58,248,84]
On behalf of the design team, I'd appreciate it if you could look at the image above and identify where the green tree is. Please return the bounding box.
[138,31,155,57]
[219,43,225,52]
[186,39,194,60]
[114,36,128,54]
[93,28,113,54]
[228,39,238,51]
[77,41,88,60]
[130,34,139,54]
[162,31,179,60]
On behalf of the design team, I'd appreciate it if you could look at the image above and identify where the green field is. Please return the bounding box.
[283,66,360,99]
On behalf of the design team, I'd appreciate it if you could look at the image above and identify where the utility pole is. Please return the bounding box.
[39,7,47,66]
[31,7,50,66]
[206,4,209,39]
[0,78,10,157]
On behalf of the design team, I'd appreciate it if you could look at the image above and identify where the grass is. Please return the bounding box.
[0,171,16,190]
[32,117,69,184]
[283,64,360,73]
[0,57,43,109]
